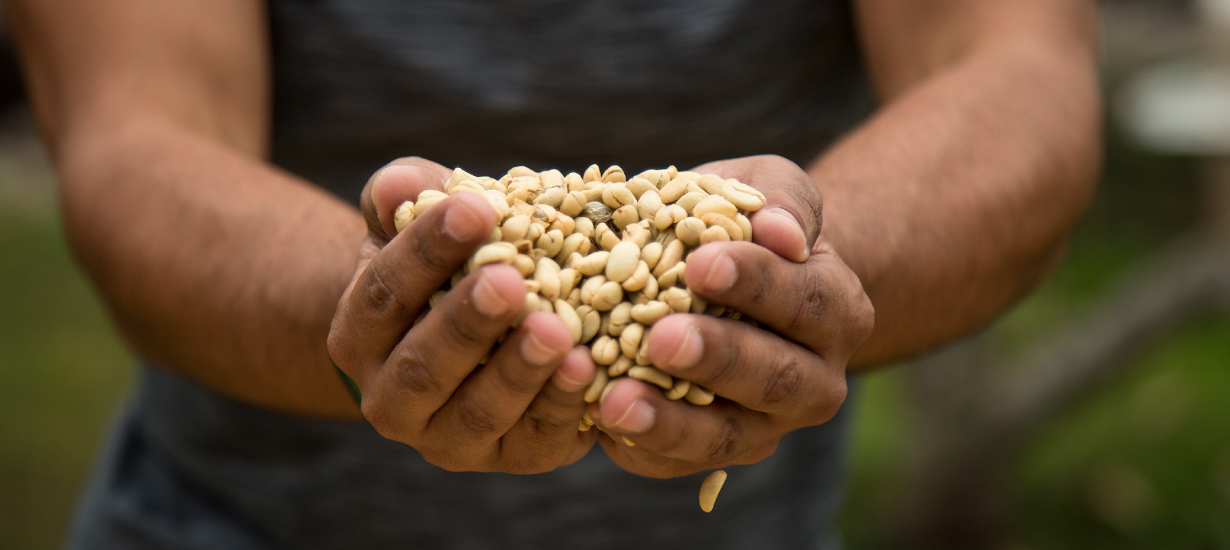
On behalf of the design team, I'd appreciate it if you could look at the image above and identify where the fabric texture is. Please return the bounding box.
[68,0,873,548]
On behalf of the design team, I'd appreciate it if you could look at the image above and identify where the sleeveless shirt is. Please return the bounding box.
[67,1,873,548]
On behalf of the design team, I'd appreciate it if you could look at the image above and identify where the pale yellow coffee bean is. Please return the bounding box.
[523,279,541,294]
[578,305,601,342]
[555,300,582,344]
[560,191,586,217]
[661,287,692,313]
[690,291,708,314]
[428,290,447,308]
[652,206,675,231]
[621,260,651,292]
[412,190,448,216]
[659,177,691,203]
[501,214,531,242]
[590,336,620,366]
[652,239,685,277]
[609,302,633,328]
[675,191,707,214]
[583,164,601,183]
[640,242,664,271]
[635,334,652,365]
[620,323,644,358]
[635,190,664,221]
[482,189,512,219]
[700,225,731,245]
[621,437,636,447]
[734,214,753,241]
[602,165,626,183]
[580,275,606,304]
[628,366,673,390]
[591,281,623,311]
[727,179,766,202]
[642,274,659,300]
[692,195,737,219]
[578,419,591,432]
[697,173,727,195]
[555,232,587,262]
[540,169,564,189]
[621,222,650,248]
[507,165,537,178]
[558,268,581,298]
[548,213,575,236]
[467,242,518,272]
[584,367,610,402]
[667,204,687,224]
[525,222,544,243]
[447,180,485,195]
[574,216,595,239]
[533,229,562,258]
[631,301,671,325]
[606,241,640,283]
[607,355,634,378]
[600,228,621,251]
[576,237,593,256]
[657,261,686,288]
[536,186,567,209]
[699,470,727,513]
[666,379,691,401]
[538,297,554,313]
[535,258,562,301]
[625,177,656,199]
[719,183,763,212]
[611,205,639,230]
[575,251,610,277]
[701,212,743,241]
[686,181,705,195]
[674,217,706,247]
[532,204,558,224]
[565,171,584,190]
[485,226,503,244]
[394,202,415,233]
[446,167,476,189]
[513,254,535,276]
[602,182,635,210]
[705,303,727,317]
[634,169,663,187]
[684,384,715,406]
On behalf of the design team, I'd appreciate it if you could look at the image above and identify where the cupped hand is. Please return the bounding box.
[328,157,599,474]
[587,155,874,478]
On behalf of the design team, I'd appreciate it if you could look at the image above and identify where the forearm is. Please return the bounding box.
[59,115,365,418]
[814,43,1100,368]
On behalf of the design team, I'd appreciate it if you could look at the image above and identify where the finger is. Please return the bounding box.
[691,154,820,262]
[645,313,846,420]
[361,157,453,240]
[683,240,866,353]
[588,378,775,465]
[499,347,600,471]
[329,192,497,373]
[428,311,575,447]
[365,264,525,432]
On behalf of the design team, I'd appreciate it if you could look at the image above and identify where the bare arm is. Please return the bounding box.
[5,0,365,417]
[826,0,1101,367]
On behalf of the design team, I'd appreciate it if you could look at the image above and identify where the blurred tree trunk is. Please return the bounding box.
[888,232,1230,547]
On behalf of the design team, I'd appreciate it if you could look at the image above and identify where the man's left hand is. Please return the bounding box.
[587,155,875,478]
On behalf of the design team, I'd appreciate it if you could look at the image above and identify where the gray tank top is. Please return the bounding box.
[67,2,872,548]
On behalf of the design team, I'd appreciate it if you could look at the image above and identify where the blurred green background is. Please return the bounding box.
[1,1,1228,548]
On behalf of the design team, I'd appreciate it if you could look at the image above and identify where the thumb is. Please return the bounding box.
[360,157,453,240]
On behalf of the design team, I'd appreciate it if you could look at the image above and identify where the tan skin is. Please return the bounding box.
[6,0,1098,477]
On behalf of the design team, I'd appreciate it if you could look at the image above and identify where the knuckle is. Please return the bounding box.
[704,418,744,464]
[790,268,829,328]
[326,325,355,367]
[363,261,412,317]
[441,305,493,350]
[493,359,545,396]
[456,400,504,438]
[411,226,458,274]
[525,410,574,440]
[360,397,402,441]
[761,354,803,408]
[809,376,848,425]
[389,345,444,396]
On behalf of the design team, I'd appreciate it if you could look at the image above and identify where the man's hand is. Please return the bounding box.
[587,155,874,478]
[328,157,599,473]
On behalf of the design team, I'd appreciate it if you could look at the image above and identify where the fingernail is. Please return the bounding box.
[699,250,737,293]
[443,198,487,241]
[522,332,564,366]
[665,325,704,369]
[613,399,655,433]
[767,208,809,261]
[552,368,588,392]
[472,271,513,318]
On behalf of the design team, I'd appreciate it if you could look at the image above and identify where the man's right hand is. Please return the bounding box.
[328,157,598,473]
